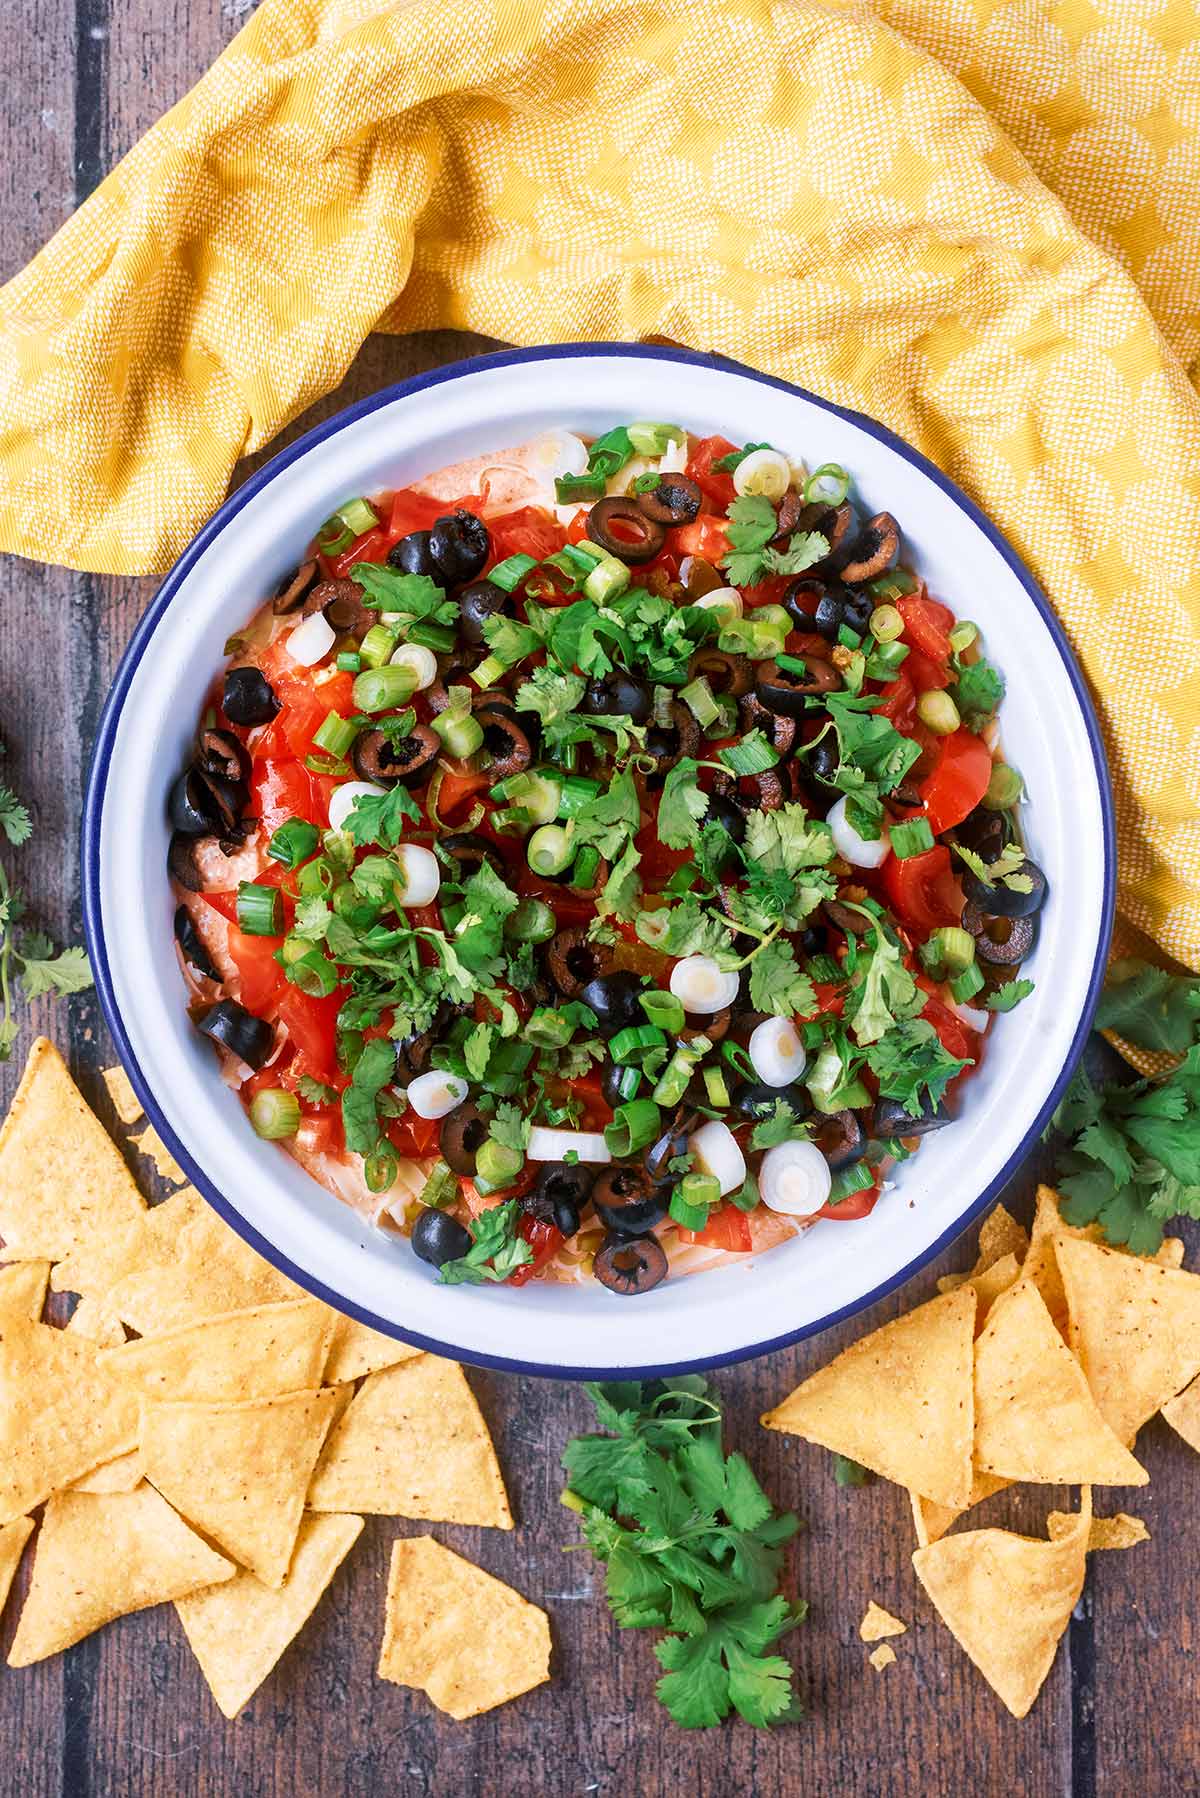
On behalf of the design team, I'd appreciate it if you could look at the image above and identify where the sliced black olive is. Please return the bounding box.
[954,806,1009,859]
[169,768,217,837]
[587,497,666,565]
[594,1231,668,1296]
[823,897,871,936]
[836,512,900,585]
[687,647,754,699]
[643,1109,696,1183]
[476,709,531,781]
[173,904,219,981]
[352,725,440,786]
[756,658,840,718]
[429,510,490,584]
[800,922,828,957]
[961,856,1048,920]
[579,971,645,1038]
[681,556,726,600]
[393,1004,454,1081]
[388,530,439,579]
[457,578,510,648]
[797,500,854,565]
[806,734,839,788]
[196,728,249,785]
[440,832,503,881]
[582,672,652,724]
[873,1096,951,1138]
[679,1007,730,1048]
[222,667,279,727]
[194,769,247,837]
[194,999,274,1069]
[781,575,824,631]
[302,578,375,636]
[592,1166,668,1237]
[962,905,1036,966]
[524,1161,596,1236]
[731,1081,810,1123]
[439,1103,490,1175]
[412,1208,473,1269]
[739,692,797,755]
[642,701,701,784]
[812,1109,865,1169]
[168,831,207,892]
[813,584,873,643]
[771,489,804,545]
[636,475,702,527]
[272,559,320,615]
[546,927,613,1000]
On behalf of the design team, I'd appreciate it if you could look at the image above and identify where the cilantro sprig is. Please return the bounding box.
[0,748,92,1059]
[562,1379,806,1729]
[438,1198,533,1285]
[720,494,826,588]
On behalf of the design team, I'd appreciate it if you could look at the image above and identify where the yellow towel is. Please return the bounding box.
[0,0,1196,970]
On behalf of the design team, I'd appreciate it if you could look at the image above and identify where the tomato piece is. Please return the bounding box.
[277,987,343,1083]
[917,730,992,834]
[811,982,845,1018]
[387,488,468,540]
[226,925,286,1012]
[740,576,792,609]
[388,1112,442,1159]
[915,978,974,1060]
[685,436,738,511]
[507,1216,564,1286]
[564,509,591,545]
[331,527,389,578]
[201,889,238,925]
[898,594,952,663]
[812,1177,881,1222]
[903,648,951,693]
[273,671,356,763]
[882,846,964,935]
[296,1112,344,1157]
[678,1201,753,1253]
[671,515,730,563]
[488,507,566,564]
[875,671,916,732]
[250,758,314,835]
[429,767,492,829]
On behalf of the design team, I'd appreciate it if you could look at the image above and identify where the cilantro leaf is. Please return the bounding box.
[341,1036,397,1156]
[573,770,642,861]
[845,925,920,1046]
[488,1101,531,1158]
[657,759,710,850]
[297,1075,338,1106]
[743,804,835,877]
[748,939,816,1020]
[749,1099,811,1150]
[637,898,733,961]
[865,1019,971,1116]
[720,494,778,586]
[950,654,1004,729]
[348,565,455,625]
[482,614,543,667]
[0,786,32,847]
[438,1198,534,1285]
[1095,958,1200,1055]
[597,841,642,923]
[985,978,1034,1013]
[711,441,774,473]
[17,943,93,999]
[342,783,422,849]
[762,531,828,578]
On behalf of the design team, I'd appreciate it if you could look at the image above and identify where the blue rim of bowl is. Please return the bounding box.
[82,341,1116,1379]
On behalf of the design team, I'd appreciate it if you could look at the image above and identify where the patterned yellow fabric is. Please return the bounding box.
[0,0,1197,968]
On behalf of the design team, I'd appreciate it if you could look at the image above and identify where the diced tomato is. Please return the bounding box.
[740,575,792,609]
[882,846,964,935]
[331,527,389,579]
[277,986,343,1083]
[678,1201,753,1253]
[508,1216,564,1286]
[876,671,916,732]
[671,515,730,563]
[515,866,594,925]
[306,771,340,830]
[898,594,952,664]
[903,649,951,693]
[272,671,356,763]
[388,1112,442,1159]
[813,1177,881,1222]
[915,981,974,1061]
[488,507,566,564]
[296,1113,343,1157]
[226,925,286,1012]
[250,758,314,835]
[387,488,463,541]
[201,890,239,924]
[564,509,591,545]
[429,767,492,829]
[685,436,738,511]
[917,730,992,835]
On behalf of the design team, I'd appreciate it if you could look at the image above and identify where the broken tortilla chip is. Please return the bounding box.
[859,1601,906,1642]
[908,1470,1010,1548]
[102,1064,143,1126]
[0,1038,146,1283]
[142,1387,337,1587]
[323,1312,423,1386]
[7,1485,234,1666]
[66,1294,126,1347]
[0,1517,33,1622]
[100,1186,301,1334]
[762,1288,976,1509]
[378,1535,550,1718]
[1047,1510,1149,1551]
[1057,1236,1200,1446]
[1162,1372,1200,1455]
[0,1309,138,1524]
[912,1494,1091,1718]
[175,1512,363,1719]
[130,1125,187,1186]
[868,1643,897,1672]
[100,1299,335,1404]
[308,1356,512,1528]
[973,1280,1147,1486]
[71,1448,145,1496]
[0,1260,50,1320]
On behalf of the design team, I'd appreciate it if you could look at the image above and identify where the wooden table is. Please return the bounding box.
[2,6,1196,1792]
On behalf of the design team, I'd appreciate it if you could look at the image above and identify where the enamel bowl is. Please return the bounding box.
[83,344,1115,1377]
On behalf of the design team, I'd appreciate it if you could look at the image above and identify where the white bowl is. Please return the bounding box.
[82,344,1115,1377]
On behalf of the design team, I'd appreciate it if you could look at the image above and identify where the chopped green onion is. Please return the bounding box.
[916,689,961,736]
[304,752,351,779]
[718,617,785,661]
[582,556,631,605]
[353,665,419,715]
[774,653,809,677]
[336,651,362,674]
[609,1023,669,1066]
[652,1043,703,1109]
[720,1039,757,1084]
[336,497,378,537]
[358,623,398,669]
[491,806,533,835]
[608,1064,642,1103]
[680,1170,720,1210]
[332,882,381,929]
[865,568,918,600]
[364,1145,399,1195]
[638,990,685,1033]
[431,706,485,759]
[804,463,850,507]
[312,711,361,759]
[417,1159,458,1209]
[475,1137,524,1188]
[889,818,935,860]
[718,732,779,777]
[866,638,909,675]
[628,421,684,455]
[283,948,340,997]
[526,1007,576,1049]
[488,553,538,592]
[560,541,603,571]
[805,953,842,984]
[406,619,456,654]
[703,1065,730,1108]
[705,694,740,739]
[927,926,976,977]
[604,1098,662,1158]
[527,824,573,877]
[948,620,979,654]
[632,472,662,495]
[317,498,378,554]
[266,818,320,869]
[557,775,601,819]
[837,623,863,650]
[983,763,1023,810]
[296,856,335,897]
[828,1164,874,1203]
[555,472,607,504]
[669,1188,710,1232]
[236,881,283,937]
[471,655,507,690]
[869,604,904,643]
[503,899,557,947]
[570,845,601,890]
[496,771,561,826]
[249,1089,301,1140]
[679,676,720,729]
[950,962,986,1003]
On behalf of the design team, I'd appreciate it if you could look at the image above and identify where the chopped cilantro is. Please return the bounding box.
[341,1036,398,1156]
[864,1019,971,1116]
[750,1100,811,1150]
[748,938,816,1020]
[297,1075,338,1106]
[711,441,774,473]
[342,784,422,849]
[657,758,710,850]
[438,1198,533,1285]
[985,978,1035,1013]
[349,565,456,626]
[950,654,1004,729]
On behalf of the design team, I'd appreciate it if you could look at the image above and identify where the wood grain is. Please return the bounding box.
[1,5,1197,1793]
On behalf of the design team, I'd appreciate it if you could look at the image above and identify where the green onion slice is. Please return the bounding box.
[888,818,935,861]
[236,881,283,938]
[266,818,320,870]
[249,1089,301,1140]
[488,553,538,593]
[604,1098,662,1158]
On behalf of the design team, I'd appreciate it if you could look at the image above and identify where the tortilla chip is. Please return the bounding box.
[142,1387,337,1588]
[0,1309,139,1524]
[0,1038,146,1282]
[762,1288,976,1509]
[975,1203,1030,1271]
[1024,1186,1183,1334]
[868,1643,897,1672]
[308,1356,513,1528]
[1162,1372,1200,1454]
[377,1535,550,1718]
[912,1494,1091,1718]
[1057,1236,1200,1446]
[66,1293,126,1346]
[102,1064,143,1126]
[130,1125,187,1186]
[7,1485,234,1666]
[973,1280,1148,1485]
[71,1449,145,1496]
[1047,1510,1149,1551]
[101,1186,301,1334]
[859,1601,906,1642]
[175,1513,363,1719]
[908,1469,1010,1547]
[0,1259,50,1320]
[323,1312,423,1386]
[0,1517,33,1621]
[100,1299,335,1403]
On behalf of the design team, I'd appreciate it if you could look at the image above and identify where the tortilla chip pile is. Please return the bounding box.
[0,1039,549,1721]
[764,1186,1200,1718]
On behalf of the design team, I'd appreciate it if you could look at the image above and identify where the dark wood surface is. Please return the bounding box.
[2,6,1196,1793]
